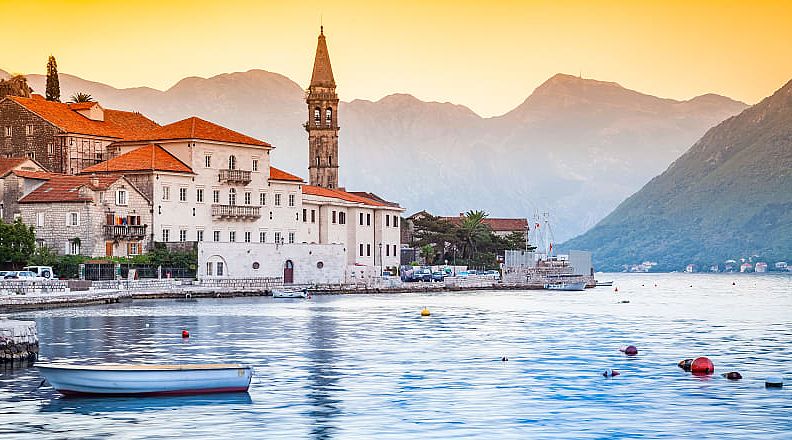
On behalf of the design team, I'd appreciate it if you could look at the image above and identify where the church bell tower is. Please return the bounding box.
[306,26,339,188]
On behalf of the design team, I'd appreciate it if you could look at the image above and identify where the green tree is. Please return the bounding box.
[69,92,94,103]
[46,55,60,102]
[0,220,36,268]
[458,210,490,260]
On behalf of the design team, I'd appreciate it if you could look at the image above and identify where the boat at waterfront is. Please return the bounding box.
[596,281,614,287]
[272,288,309,298]
[543,281,587,291]
[36,363,253,397]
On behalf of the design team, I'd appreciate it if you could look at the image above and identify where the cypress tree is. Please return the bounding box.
[46,55,60,102]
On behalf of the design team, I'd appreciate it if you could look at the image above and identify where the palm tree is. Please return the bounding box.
[68,92,94,103]
[458,210,490,260]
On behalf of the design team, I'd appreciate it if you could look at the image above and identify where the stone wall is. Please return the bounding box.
[0,319,38,364]
[0,99,64,172]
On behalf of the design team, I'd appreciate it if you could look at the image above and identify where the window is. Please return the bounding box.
[386,215,390,227]
[162,229,170,242]
[129,242,139,256]
[216,261,224,276]
[179,230,187,242]
[213,190,220,204]
[3,127,10,137]
[359,243,364,256]
[37,212,45,227]
[206,262,213,276]
[244,192,251,205]
[302,209,307,223]
[288,194,295,207]
[311,209,316,223]
[197,230,204,242]
[367,213,371,226]
[332,210,336,224]
[315,156,320,167]
[394,215,399,227]
[25,124,34,136]
[386,245,390,257]
[116,189,127,206]
[274,194,281,206]
[196,188,204,203]
[162,186,170,201]
[26,152,35,159]
[328,155,332,166]
[325,108,332,126]
[229,231,236,242]
[259,192,266,206]
[213,230,221,242]
[252,159,259,172]
[274,232,281,244]
[367,244,371,257]
[288,232,295,244]
[359,213,364,225]
[393,244,397,257]
[244,231,251,243]
[228,155,236,170]
[48,142,55,155]
[68,212,80,227]
[69,240,80,255]
[314,108,321,125]
[259,231,266,243]
[228,188,236,205]
[339,212,346,224]
[205,155,212,168]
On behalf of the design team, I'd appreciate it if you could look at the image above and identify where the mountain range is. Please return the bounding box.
[563,78,792,270]
[1,67,747,241]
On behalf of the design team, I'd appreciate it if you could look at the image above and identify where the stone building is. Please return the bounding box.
[18,174,152,257]
[306,26,340,189]
[0,156,50,221]
[0,95,158,174]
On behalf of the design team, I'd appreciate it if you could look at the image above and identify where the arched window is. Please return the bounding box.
[325,108,332,126]
[228,188,236,205]
[314,108,321,126]
[228,155,236,170]
[316,156,320,167]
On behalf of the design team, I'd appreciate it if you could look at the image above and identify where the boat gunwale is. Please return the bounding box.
[35,363,250,371]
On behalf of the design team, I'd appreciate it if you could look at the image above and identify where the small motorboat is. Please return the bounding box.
[37,363,252,397]
[596,281,614,287]
[272,288,309,299]
[543,281,587,291]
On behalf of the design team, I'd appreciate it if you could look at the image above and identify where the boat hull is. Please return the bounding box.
[272,289,308,298]
[37,363,252,397]
[543,281,587,291]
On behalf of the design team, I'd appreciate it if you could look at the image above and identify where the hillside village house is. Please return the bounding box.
[0,156,49,221]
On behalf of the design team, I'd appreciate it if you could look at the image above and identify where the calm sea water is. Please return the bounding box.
[0,273,790,439]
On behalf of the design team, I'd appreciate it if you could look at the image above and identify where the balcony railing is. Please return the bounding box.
[211,204,261,219]
[104,224,147,239]
[218,169,252,184]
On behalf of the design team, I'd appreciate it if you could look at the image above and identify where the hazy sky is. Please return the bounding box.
[3,1,791,116]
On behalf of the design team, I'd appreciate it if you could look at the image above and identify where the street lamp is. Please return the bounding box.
[378,243,383,276]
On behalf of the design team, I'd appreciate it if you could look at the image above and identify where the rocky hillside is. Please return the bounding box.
[562,78,792,270]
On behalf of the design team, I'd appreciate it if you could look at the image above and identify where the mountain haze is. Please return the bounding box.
[15,69,747,241]
[563,78,792,270]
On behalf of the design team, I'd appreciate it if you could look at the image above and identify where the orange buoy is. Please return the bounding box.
[181,330,190,338]
[691,357,714,375]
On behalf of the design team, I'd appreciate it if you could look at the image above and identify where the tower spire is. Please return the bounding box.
[305,27,339,189]
[310,27,335,88]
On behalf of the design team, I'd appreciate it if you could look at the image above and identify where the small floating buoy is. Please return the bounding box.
[501,356,508,362]
[602,368,620,377]
[722,371,742,380]
[765,376,784,388]
[145,323,150,328]
[420,307,431,317]
[732,282,736,286]
[620,300,630,304]
[620,345,638,356]
[614,287,619,292]
[691,357,714,375]
[641,284,645,287]
[181,330,190,338]
[678,359,693,371]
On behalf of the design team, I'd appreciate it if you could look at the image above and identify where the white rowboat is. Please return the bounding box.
[37,363,252,397]
[543,281,587,291]
[272,288,309,299]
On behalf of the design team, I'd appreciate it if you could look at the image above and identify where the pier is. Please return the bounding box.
[0,318,38,364]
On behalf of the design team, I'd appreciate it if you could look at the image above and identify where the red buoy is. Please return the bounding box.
[621,345,638,356]
[181,330,190,338]
[691,357,714,375]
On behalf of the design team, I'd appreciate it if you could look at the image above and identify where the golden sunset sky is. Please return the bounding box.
[3,0,791,116]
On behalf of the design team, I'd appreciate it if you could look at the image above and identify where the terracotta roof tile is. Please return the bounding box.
[303,185,385,207]
[11,170,59,180]
[0,157,30,176]
[269,166,304,182]
[347,191,401,208]
[6,96,159,138]
[441,216,529,232]
[80,144,193,174]
[19,174,123,203]
[67,102,98,110]
[124,117,271,147]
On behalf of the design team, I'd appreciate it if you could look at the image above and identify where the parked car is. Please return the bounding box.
[23,266,57,280]
[431,271,446,282]
[413,268,432,282]
[485,270,501,280]
[3,271,42,280]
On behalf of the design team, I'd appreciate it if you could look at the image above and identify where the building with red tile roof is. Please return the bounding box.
[80,144,193,174]
[269,166,304,182]
[122,116,270,148]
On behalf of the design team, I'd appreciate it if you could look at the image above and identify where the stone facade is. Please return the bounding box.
[306,28,340,189]
[0,99,65,172]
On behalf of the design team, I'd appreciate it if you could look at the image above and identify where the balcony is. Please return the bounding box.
[211,204,261,220]
[218,169,252,185]
[104,224,147,239]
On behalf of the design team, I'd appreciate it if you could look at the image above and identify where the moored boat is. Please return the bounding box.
[595,281,614,287]
[37,363,252,397]
[543,281,587,291]
[272,288,309,298]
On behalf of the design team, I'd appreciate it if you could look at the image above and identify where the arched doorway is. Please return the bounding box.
[283,260,294,284]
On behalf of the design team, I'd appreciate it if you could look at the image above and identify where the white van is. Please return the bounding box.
[23,266,57,280]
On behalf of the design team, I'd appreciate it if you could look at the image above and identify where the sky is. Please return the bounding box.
[2,0,792,117]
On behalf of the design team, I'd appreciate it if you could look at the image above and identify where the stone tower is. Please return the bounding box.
[306,26,339,188]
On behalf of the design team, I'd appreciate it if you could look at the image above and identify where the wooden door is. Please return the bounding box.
[283,260,294,284]
[105,241,114,257]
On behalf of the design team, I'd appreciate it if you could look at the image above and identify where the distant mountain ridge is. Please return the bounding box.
[5,67,747,240]
[562,78,792,270]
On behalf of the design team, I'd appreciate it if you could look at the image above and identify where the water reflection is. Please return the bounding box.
[39,392,253,415]
[304,307,342,440]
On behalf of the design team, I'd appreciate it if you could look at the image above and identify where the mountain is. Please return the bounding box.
[562,78,792,270]
[15,69,747,241]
